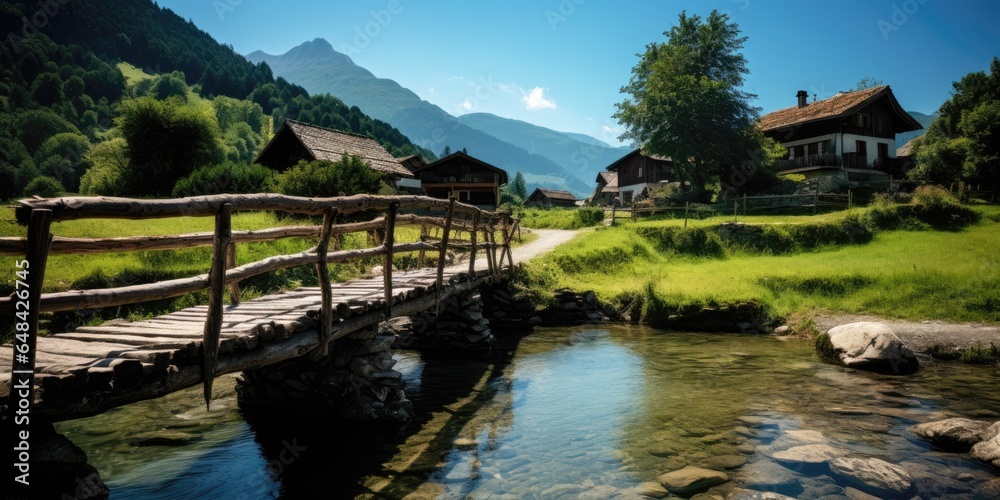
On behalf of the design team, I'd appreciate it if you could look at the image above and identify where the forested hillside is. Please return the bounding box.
[0,0,433,199]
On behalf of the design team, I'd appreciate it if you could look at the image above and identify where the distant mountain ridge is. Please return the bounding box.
[247,38,621,196]
[897,110,938,148]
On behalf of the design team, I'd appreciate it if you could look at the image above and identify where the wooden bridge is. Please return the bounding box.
[1,194,517,423]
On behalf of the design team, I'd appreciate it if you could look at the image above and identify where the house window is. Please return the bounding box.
[808,142,818,155]
[819,140,828,154]
[856,113,870,127]
[877,143,889,158]
[637,166,643,178]
[794,145,805,158]
[855,140,867,155]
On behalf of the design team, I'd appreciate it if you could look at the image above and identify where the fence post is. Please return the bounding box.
[202,202,231,410]
[10,209,52,437]
[436,197,456,316]
[225,242,240,306]
[311,208,336,360]
[383,202,399,319]
[684,202,689,228]
[743,193,747,215]
[469,212,479,275]
[418,225,427,267]
[733,201,738,223]
[611,204,616,225]
[813,190,819,214]
[848,190,853,208]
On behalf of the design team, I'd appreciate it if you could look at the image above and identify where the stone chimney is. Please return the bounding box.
[796,90,809,108]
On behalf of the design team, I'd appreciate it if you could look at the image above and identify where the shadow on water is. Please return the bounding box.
[242,327,537,498]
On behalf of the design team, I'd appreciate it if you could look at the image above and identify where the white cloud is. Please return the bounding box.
[522,87,556,110]
[602,125,615,133]
[460,100,474,111]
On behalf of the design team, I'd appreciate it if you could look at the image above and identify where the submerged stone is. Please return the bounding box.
[828,457,914,498]
[910,418,997,452]
[659,465,729,496]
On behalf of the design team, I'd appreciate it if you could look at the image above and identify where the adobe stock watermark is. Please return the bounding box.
[878,0,930,41]
[339,0,406,56]
[4,0,74,54]
[214,0,244,21]
[546,0,586,31]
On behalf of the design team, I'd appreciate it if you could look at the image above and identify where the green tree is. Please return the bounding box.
[510,171,528,199]
[22,176,65,198]
[614,10,760,201]
[442,145,452,157]
[34,132,91,192]
[31,72,64,106]
[116,96,224,195]
[150,71,189,101]
[912,57,1000,190]
[80,137,130,196]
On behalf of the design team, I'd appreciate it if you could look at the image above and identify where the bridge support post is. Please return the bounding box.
[235,326,413,423]
[400,289,496,352]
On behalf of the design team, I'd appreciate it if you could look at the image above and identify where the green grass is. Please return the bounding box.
[520,206,605,229]
[517,204,1000,325]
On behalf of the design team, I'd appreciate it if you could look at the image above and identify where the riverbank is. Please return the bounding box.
[511,195,1000,364]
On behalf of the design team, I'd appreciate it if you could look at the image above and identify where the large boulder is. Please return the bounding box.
[970,423,1000,469]
[828,457,914,498]
[910,418,998,452]
[658,466,729,497]
[816,322,918,374]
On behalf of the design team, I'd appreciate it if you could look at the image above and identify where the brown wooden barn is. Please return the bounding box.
[413,151,508,208]
[605,149,675,203]
[523,188,578,208]
[254,119,413,184]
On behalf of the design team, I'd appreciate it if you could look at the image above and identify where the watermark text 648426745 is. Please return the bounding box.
[10,259,33,488]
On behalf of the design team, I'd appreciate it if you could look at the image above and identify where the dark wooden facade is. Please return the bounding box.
[523,188,577,208]
[414,152,508,209]
[605,150,674,194]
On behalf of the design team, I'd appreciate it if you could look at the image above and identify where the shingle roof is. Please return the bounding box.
[605,149,672,172]
[283,120,413,177]
[534,189,577,202]
[597,171,618,193]
[758,86,922,133]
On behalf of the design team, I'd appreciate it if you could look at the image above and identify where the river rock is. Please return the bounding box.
[974,478,1000,497]
[816,322,918,374]
[658,466,729,496]
[970,425,1000,468]
[771,444,848,467]
[828,457,914,498]
[634,481,669,498]
[736,460,800,495]
[727,488,796,500]
[910,418,997,452]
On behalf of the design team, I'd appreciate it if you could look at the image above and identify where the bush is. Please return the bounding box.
[269,155,383,197]
[910,185,980,228]
[574,206,605,227]
[172,161,274,197]
[22,175,64,197]
[633,226,726,257]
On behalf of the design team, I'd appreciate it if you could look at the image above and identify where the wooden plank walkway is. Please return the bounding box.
[1,267,493,422]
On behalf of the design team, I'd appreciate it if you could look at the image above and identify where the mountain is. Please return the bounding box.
[896,110,939,148]
[246,39,594,196]
[458,113,632,184]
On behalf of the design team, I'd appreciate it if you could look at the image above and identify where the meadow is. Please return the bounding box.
[516,198,1000,328]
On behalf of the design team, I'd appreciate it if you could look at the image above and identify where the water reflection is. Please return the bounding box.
[59,325,1000,498]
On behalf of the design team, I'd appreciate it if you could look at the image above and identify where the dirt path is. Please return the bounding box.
[811,312,1000,355]
[447,228,579,273]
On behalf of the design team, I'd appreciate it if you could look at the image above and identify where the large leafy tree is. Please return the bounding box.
[614,10,761,200]
[911,57,1000,190]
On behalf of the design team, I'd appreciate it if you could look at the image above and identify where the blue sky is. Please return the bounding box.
[161,0,999,146]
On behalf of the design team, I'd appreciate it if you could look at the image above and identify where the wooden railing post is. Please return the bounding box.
[436,197,456,315]
[383,201,399,318]
[485,219,498,280]
[469,212,480,275]
[502,214,514,272]
[311,208,336,360]
[418,224,427,267]
[225,242,240,305]
[9,209,52,437]
[202,202,231,410]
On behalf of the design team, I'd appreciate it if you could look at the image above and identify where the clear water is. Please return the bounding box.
[56,326,1000,498]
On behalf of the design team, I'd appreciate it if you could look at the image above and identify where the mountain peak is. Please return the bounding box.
[246,37,354,67]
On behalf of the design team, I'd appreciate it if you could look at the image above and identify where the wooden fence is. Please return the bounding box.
[3,194,516,406]
[603,191,854,223]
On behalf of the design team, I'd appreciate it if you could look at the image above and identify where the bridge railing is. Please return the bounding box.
[2,193,516,407]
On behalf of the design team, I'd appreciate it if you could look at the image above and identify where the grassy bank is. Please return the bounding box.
[515,197,1000,329]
